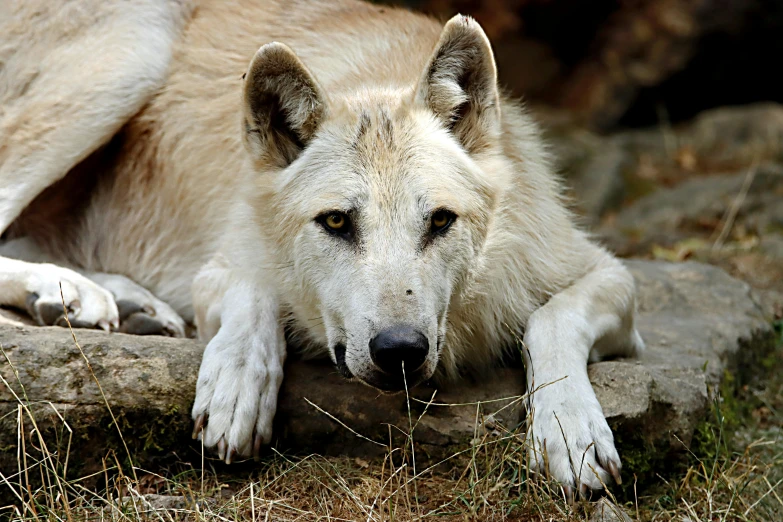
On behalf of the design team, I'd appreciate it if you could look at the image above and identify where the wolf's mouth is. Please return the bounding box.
[332,341,431,391]
[333,342,352,378]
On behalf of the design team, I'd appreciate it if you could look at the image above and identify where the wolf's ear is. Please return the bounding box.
[415,15,500,153]
[243,42,326,167]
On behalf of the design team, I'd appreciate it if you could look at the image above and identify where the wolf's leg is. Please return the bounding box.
[192,253,236,342]
[0,238,185,336]
[524,252,644,495]
[0,0,184,228]
[0,0,186,329]
[0,256,119,330]
[192,279,286,463]
[88,273,187,337]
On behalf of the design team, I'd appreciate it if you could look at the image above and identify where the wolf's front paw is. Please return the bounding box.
[527,390,622,499]
[191,325,284,463]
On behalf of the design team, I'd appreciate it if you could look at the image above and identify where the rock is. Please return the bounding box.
[103,493,197,516]
[590,498,634,522]
[542,119,630,223]
[0,261,774,485]
[542,104,783,224]
[138,494,190,510]
[616,104,783,171]
[591,260,774,471]
[598,161,783,317]
[606,163,783,247]
[0,326,525,475]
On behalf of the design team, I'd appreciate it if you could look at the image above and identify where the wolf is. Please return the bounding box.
[0,0,643,494]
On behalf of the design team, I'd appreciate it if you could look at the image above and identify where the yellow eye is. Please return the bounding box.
[431,210,455,233]
[432,213,449,228]
[325,213,346,230]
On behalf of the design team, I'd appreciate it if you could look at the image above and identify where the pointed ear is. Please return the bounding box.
[243,42,326,167]
[415,15,501,153]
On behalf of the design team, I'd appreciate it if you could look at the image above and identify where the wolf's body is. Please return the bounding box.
[0,0,643,492]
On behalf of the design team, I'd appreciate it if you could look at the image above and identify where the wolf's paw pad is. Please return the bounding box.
[116,300,185,337]
[527,396,621,499]
[92,274,186,337]
[24,265,119,330]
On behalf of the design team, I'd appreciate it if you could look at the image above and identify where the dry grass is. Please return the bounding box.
[1,320,781,521]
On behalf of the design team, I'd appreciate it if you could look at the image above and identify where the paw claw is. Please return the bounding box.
[563,485,575,505]
[226,446,237,465]
[192,414,206,440]
[607,460,622,485]
[253,433,263,460]
[217,438,227,461]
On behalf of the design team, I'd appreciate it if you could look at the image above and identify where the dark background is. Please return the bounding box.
[382,0,783,131]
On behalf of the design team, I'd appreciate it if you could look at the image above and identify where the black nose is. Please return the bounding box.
[369,326,429,375]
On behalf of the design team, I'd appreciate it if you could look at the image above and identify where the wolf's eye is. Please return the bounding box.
[430,209,456,234]
[325,213,346,230]
[317,211,354,239]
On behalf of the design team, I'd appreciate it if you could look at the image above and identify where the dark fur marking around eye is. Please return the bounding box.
[315,210,356,242]
[421,208,457,250]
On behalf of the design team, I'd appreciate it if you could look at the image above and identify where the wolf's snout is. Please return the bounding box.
[369,325,429,375]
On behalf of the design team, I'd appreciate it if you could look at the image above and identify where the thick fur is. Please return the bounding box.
[0,0,643,491]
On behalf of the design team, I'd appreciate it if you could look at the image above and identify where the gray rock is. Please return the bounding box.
[591,260,773,463]
[606,163,783,241]
[0,261,774,484]
[616,104,783,169]
[598,162,783,319]
[544,121,630,223]
[590,498,634,522]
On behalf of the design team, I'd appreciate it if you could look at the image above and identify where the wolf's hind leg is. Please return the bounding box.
[88,273,187,337]
[0,0,189,331]
[0,237,185,336]
[0,0,187,228]
[0,0,189,329]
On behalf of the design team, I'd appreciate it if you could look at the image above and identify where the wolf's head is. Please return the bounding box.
[241,16,508,391]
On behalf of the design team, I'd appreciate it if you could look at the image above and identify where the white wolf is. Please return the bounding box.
[0,0,643,494]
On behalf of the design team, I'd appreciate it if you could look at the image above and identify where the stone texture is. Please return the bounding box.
[591,260,774,464]
[615,104,783,170]
[0,261,774,481]
[597,148,783,319]
[590,498,635,522]
[606,163,783,245]
[543,119,630,223]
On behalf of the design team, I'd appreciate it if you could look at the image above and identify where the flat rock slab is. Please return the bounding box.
[0,261,773,481]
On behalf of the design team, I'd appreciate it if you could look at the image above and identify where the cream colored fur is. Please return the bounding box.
[0,0,643,494]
